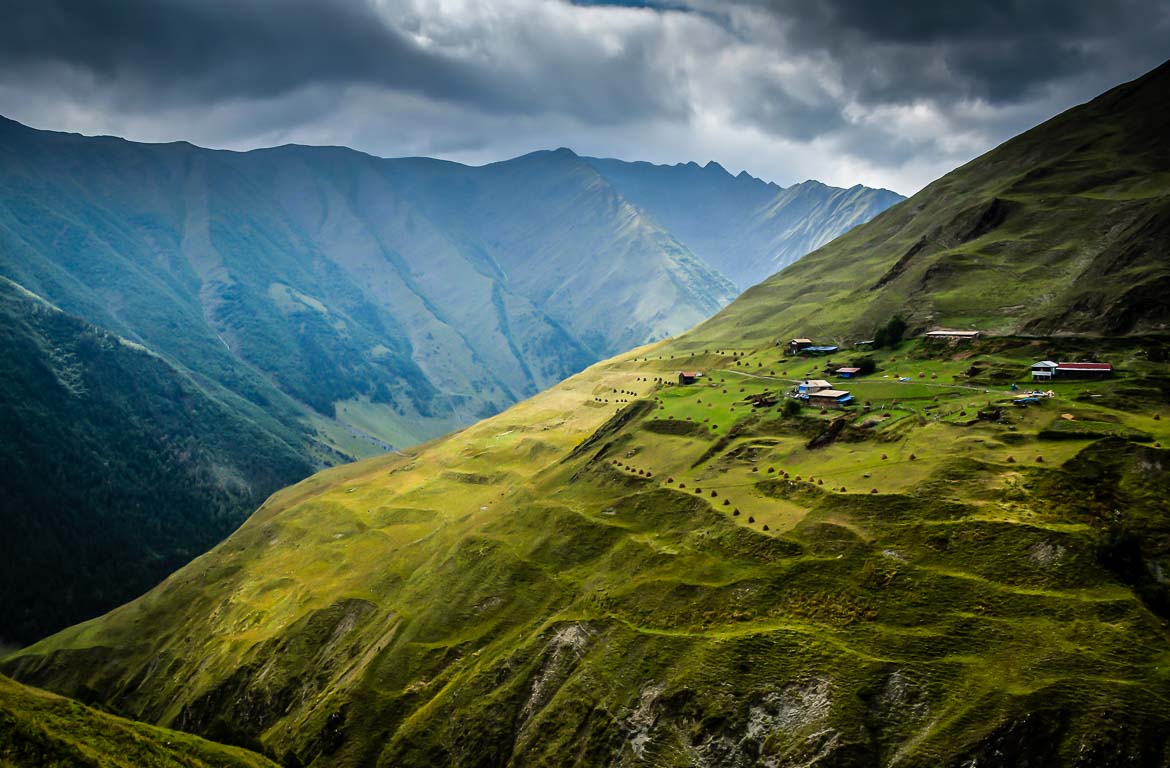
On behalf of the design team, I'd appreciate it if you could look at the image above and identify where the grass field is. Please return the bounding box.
[8,332,1170,767]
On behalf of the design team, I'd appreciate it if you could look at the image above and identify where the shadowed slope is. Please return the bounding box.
[0,277,312,644]
[0,674,277,768]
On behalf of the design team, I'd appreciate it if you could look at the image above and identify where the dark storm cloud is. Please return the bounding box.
[0,0,686,123]
[0,0,471,101]
[731,0,1170,104]
[0,0,1166,193]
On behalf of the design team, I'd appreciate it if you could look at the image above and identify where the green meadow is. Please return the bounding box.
[8,332,1170,766]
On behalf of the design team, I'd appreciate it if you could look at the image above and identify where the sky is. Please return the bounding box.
[1,0,1168,194]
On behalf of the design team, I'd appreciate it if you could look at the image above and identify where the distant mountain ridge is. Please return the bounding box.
[0,118,743,455]
[584,155,904,289]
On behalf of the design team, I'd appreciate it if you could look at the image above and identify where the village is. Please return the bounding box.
[674,331,1116,413]
[578,326,1156,538]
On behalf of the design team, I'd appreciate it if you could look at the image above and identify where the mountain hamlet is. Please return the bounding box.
[2,53,1169,768]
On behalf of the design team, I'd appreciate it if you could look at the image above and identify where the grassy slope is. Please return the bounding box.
[6,64,1170,768]
[0,674,276,768]
[7,334,1170,766]
[686,60,1170,348]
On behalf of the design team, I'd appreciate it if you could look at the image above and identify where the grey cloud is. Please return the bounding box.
[0,0,685,124]
[0,0,1166,194]
[719,0,1170,105]
[0,0,472,102]
[729,72,846,141]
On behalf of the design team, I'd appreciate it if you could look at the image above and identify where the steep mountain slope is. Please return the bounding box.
[687,60,1170,349]
[0,674,277,768]
[0,277,312,645]
[0,120,736,454]
[0,124,734,640]
[7,63,1170,767]
[585,156,904,289]
[371,148,736,356]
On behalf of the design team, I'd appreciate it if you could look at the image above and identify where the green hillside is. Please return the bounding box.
[6,63,1170,766]
[687,61,1170,348]
[0,674,276,768]
[585,157,904,290]
[0,278,312,645]
[0,113,893,648]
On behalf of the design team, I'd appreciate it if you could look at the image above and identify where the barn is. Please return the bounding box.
[797,379,833,395]
[1030,361,1112,380]
[807,389,854,408]
[924,329,981,341]
[1055,362,1113,379]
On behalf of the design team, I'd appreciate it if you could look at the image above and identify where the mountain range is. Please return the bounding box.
[0,117,902,456]
[6,59,1168,768]
[584,156,904,290]
[0,118,899,643]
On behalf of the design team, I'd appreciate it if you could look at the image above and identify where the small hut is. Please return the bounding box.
[787,338,814,354]
[1030,361,1058,381]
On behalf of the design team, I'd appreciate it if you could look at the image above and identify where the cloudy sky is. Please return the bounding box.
[2,0,1168,194]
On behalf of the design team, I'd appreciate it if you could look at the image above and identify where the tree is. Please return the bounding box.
[849,356,877,376]
[873,316,907,349]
